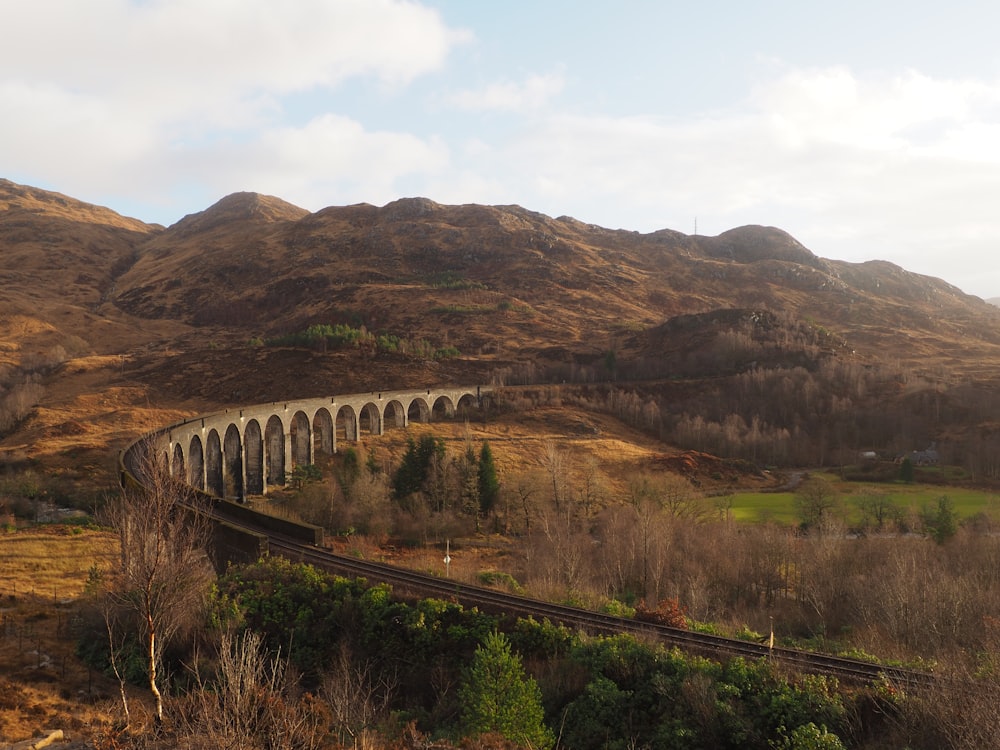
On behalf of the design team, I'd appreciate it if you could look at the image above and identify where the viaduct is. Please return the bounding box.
[128,385,493,501]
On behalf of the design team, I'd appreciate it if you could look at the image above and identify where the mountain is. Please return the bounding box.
[6,180,993,370]
[4,179,1000,483]
[0,179,165,363]
[107,193,1000,368]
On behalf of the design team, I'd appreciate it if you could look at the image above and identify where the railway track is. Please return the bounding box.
[250,521,934,689]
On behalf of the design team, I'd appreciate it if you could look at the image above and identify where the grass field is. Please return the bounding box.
[0,524,116,599]
[0,524,121,744]
[729,478,1000,526]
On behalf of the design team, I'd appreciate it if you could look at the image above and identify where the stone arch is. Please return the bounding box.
[205,429,224,497]
[290,410,311,468]
[336,405,358,444]
[359,401,382,436]
[188,435,205,490]
[431,395,456,421]
[171,443,185,480]
[224,424,244,500]
[384,399,406,429]
[244,419,264,496]
[456,393,479,419]
[407,397,430,424]
[265,415,285,487]
[313,408,334,461]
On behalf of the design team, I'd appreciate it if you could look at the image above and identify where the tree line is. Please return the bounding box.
[492,349,1000,478]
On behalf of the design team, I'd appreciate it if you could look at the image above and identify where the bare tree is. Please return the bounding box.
[180,630,327,750]
[576,456,606,519]
[501,470,544,535]
[541,440,569,512]
[101,597,133,727]
[625,475,685,601]
[656,472,706,522]
[793,476,842,534]
[104,447,215,724]
[534,504,590,595]
[353,469,393,539]
[855,492,902,533]
[321,642,395,748]
[594,504,640,598]
[189,630,286,749]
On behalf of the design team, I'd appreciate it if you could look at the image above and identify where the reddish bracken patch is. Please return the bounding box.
[634,598,688,629]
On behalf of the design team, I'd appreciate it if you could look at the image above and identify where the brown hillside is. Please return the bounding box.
[4,178,1000,487]
[108,193,1000,369]
[0,180,169,364]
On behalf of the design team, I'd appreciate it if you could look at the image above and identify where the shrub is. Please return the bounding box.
[477,571,523,594]
[600,599,636,619]
[426,271,487,291]
[634,598,689,629]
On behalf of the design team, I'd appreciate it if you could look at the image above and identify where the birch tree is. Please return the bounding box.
[105,449,214,724]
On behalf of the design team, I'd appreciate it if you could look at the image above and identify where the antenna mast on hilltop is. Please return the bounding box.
[694,216,698,235]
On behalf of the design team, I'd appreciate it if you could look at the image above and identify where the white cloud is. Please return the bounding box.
[116,112,452,216]
[3,0,465,94]
[231,114,451,208]
[0,0,467,213]
[448,71,565,112]
[0,0,467,145]
[757,67,1000,159]
[0,80,155,190]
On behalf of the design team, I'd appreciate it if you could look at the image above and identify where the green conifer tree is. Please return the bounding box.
[477,441,500,517]
[900,456,915,483]
[392,434,445,501]
[458,631,554,749]
[459,443,481,520]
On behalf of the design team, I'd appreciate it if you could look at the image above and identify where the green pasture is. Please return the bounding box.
[726,480,1000,526]
[727,492,798,524]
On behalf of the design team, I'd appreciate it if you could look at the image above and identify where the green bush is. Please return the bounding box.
[477,570,523,593]
[209,559,861,748]
[426,271,487,291]
[214,557,366,677]
[600,599,636,619]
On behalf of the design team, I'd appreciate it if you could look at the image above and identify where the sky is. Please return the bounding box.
[4,1,1000,299]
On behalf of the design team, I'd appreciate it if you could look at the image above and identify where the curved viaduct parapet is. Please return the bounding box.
[123,385,493,501]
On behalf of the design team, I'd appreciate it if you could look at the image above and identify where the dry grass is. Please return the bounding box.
[0,526,116,600]
[364,404,689,499]
[0,526,121,744]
